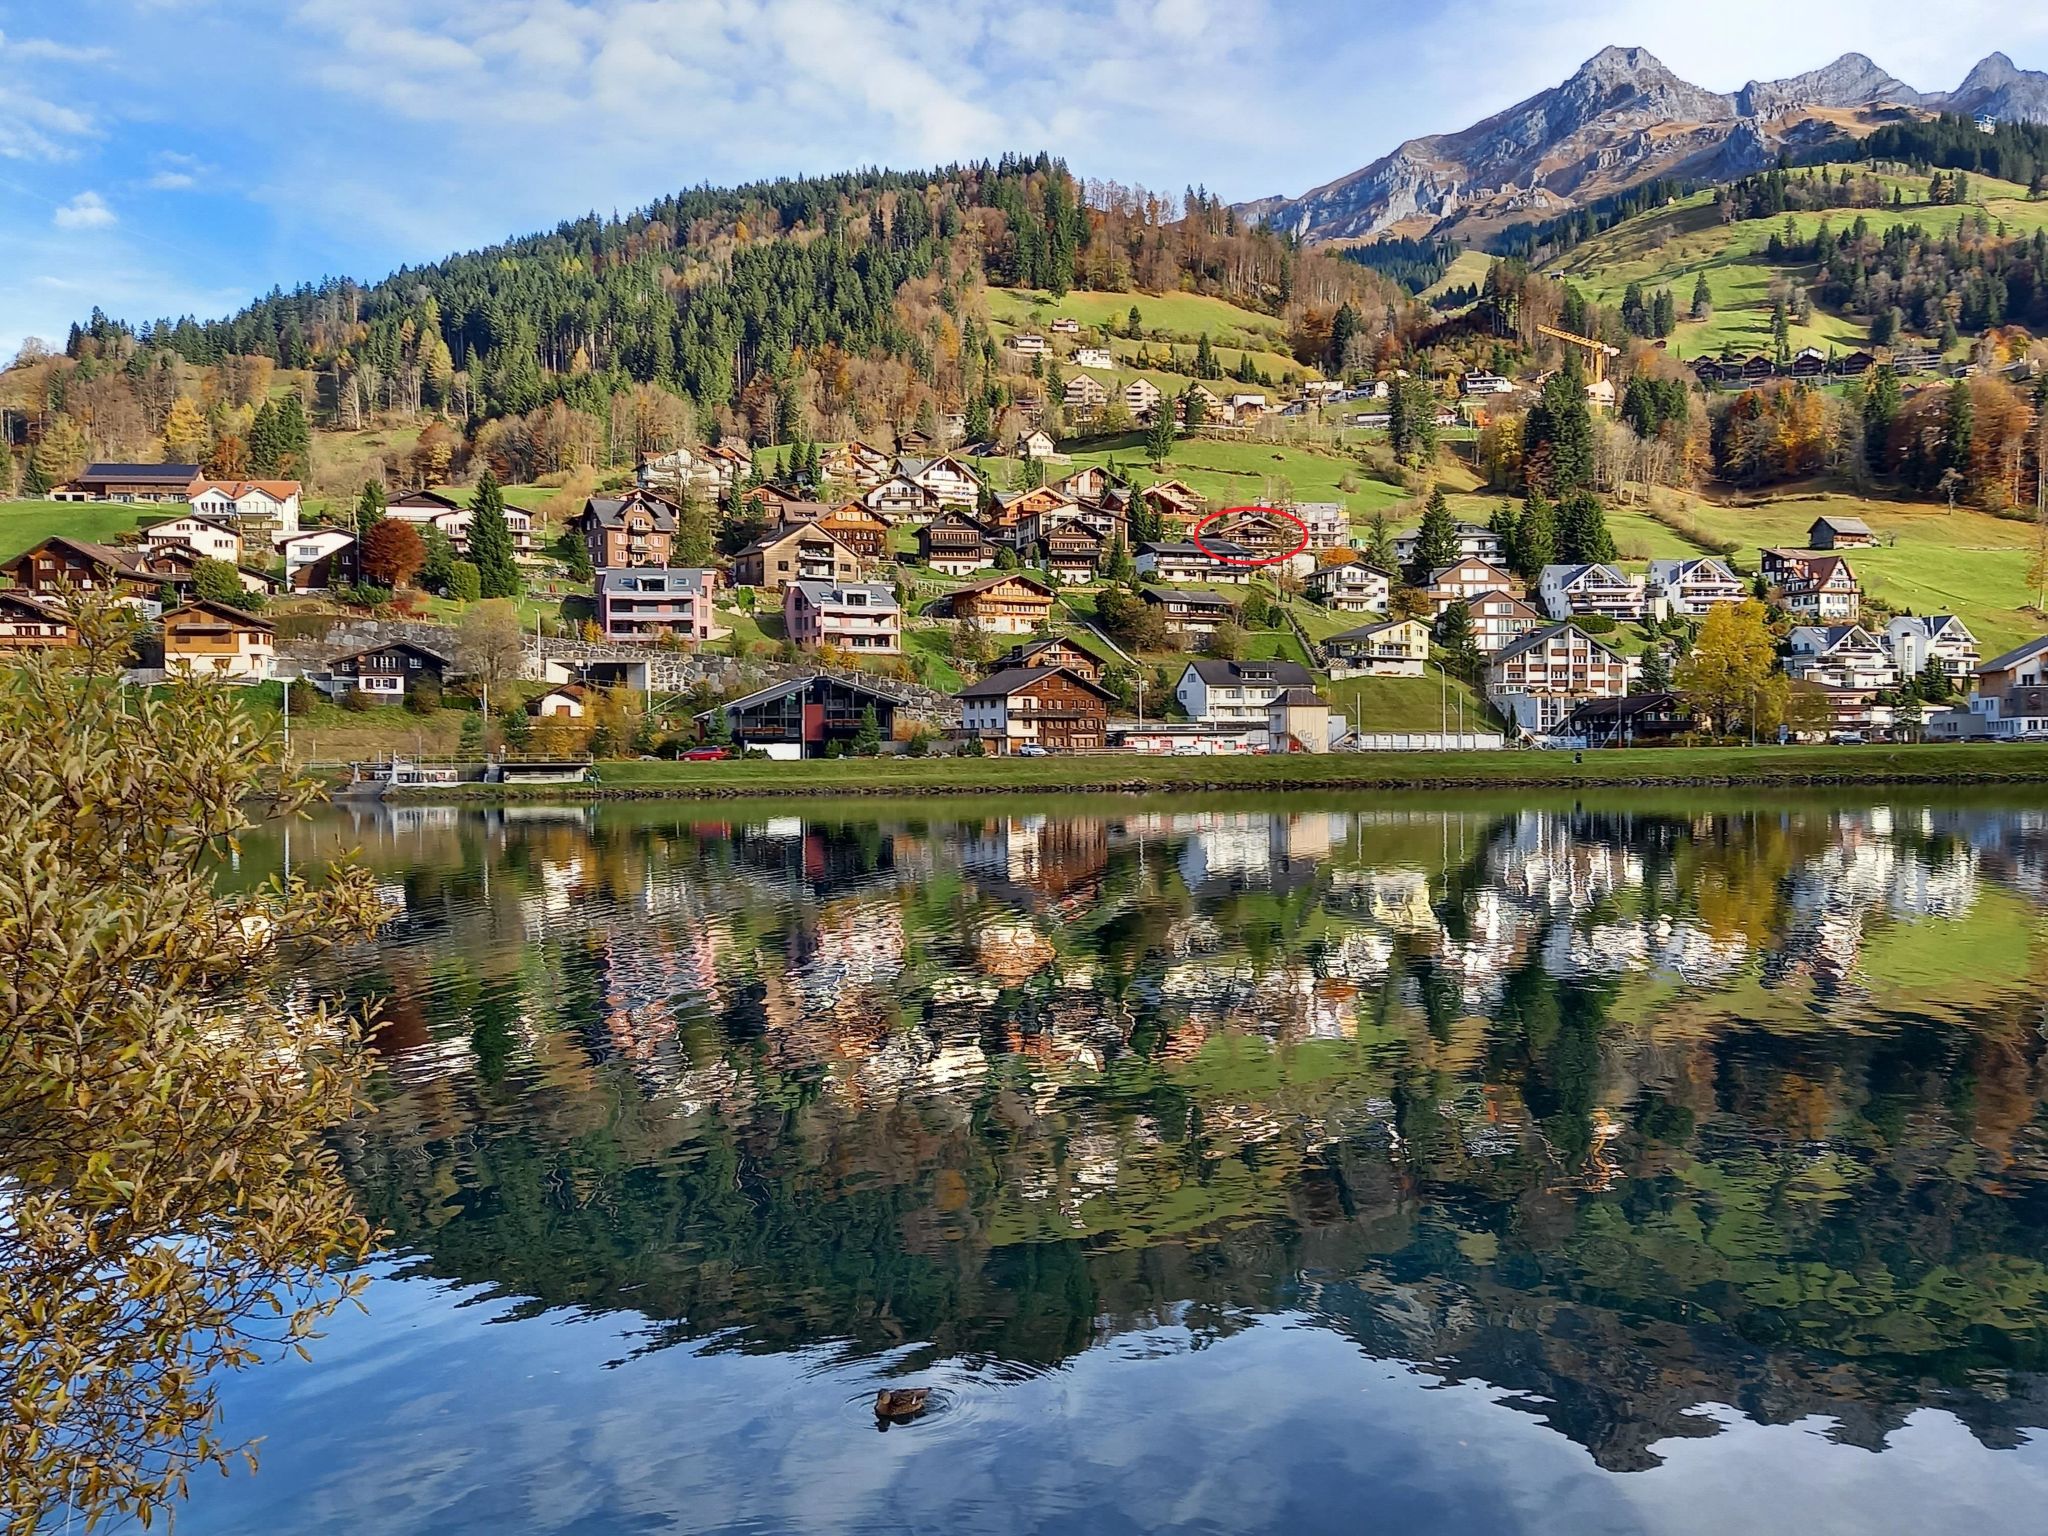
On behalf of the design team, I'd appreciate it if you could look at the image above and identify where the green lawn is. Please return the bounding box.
[0,500,155,561]
[411,742,2048,800]
[984,288,1293,352]
[1324,670,1501,735]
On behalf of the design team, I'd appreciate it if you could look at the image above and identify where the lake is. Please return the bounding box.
[171,792,2048,1534]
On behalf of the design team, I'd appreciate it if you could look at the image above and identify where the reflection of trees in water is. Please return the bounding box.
[299,799,2048,1471]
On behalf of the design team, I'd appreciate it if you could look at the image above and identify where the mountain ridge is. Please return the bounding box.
[1243,48,2048,248]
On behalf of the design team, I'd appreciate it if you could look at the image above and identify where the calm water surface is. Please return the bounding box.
[172,792,2048,1534]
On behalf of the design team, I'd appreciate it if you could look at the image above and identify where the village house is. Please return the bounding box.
[276,528,355,591]
[1560,693,1698,748]
[578,492,677,570]
[1461,371,1516,396]
[0,591,75,653]
[1786,625,1899,691]
[700,674,903,759]
[0,537,168,610]
[1885,614,1980,683]
[1225,392,1269,423]
[742,483,809,517]
[1303,559,1391,613]
[1267,688,1334,753]
[992,486,1079,542]
[1038,521,1106,585]
[1946,637,2048,740]
[991,635,1110,682]
[1050,316,1080,335]
[1486,622,1632,734]
[1136,540,1251,584]
[784,580,902,654]
[1073,345,1113,370]
[1765,549,1862,621]
[1646,556,1747,617]
[1205,508,1312,573]
[732,523,862,593]
[1142,586,1236,640]
[134,544,278,604]
[637,443,751,499]
[1808,514,1877,550]
[186,479,303,539]
[161,600,274,682]
[900,455,983,509]
[1463,589,1549,653]
[1428,556,1522,615]
[1056,465,1124,508]
[1009,332,1048,359]
[1137,480,1205,525]
[319,641,453,701]
[596,567,723,644]
[142,514,241,564]
[863,473,942,522]
[1289,502,1351,550]
[1325,618,1429,678]
[53,462,202,504]
[1538,562,1647,622]
[1122,378,1163,421]
[388,493,535,560]
[1018,428,1059,461]
[929,572,1057,635]
[917,512,997,574]
[820,440,894,488]
[529,683,590,720]
[812,501,893,561]
[1175,660,1323,744]
[957,666,1114,755]
[1063,374,1109,415]
[1394,522,1502,567]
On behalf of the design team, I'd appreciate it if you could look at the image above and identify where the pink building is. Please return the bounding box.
[596,567,721,643]
[783,580,901,654]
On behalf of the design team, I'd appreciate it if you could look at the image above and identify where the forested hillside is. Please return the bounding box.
[4,155,1407,498]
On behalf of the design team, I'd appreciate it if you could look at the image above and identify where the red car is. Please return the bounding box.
[680,747,731,762]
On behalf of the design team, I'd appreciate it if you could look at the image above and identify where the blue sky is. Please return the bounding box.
[3,0,2046,358]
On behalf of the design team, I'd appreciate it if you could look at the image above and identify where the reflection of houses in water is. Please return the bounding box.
[1158,959,1351,1041]
[788,897,906,1012]
[731,818,903,898]
[1165,811,1350,892]
[1320,927,1395,982]
[1328,868,1438,934]
[1490,813,1646,912]
[853,1033,990,1098]
[977,919,1059,983]
[958,816,1110,910]
[1775,814,1981,994]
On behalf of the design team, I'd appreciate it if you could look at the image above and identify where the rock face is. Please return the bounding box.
[1244,48,2042,248]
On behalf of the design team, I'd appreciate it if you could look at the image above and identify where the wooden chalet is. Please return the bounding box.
[699,673,903,759]
[991,635,1110,683]
[956,666,1114,755]
[930,573,1057,635]
[0,590,75,653]
[0,537,169,606]
[813,501,893,561]
[732,522,863,592]
[917,512,997,575]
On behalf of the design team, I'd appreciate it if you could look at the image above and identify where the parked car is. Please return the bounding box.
[1830,731,1866,746]
[681,746,731,761]
[1016,744,1049,758]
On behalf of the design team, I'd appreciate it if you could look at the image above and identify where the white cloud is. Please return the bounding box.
[145,150,208,190]
[53,190,116,229]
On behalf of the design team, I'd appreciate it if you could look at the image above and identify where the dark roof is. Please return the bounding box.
[1139,540,1248,558]
[956,665,1113,702]
[1493,621,1620,663]
[389,489,465,510]
[327,640,453,668]
[999,634,1110,667]
[1271,687,1326,708]
[582,494,677,532]
[1141,587,1234,611]
[1184,658,1314,687]
[77,462,199,483]
[7,536,163,580]
[164,598,273,630]
[0,590,62,619]
[734,523,855,558]
[1812,514,1875,535]
[1562,693,1689,727]
[698,672,905,718]
[1329,619,1419,642]
[1981,637,2048,674]
[948,572,1056,598]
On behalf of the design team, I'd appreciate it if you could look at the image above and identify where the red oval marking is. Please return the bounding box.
[1188,506,1310,568]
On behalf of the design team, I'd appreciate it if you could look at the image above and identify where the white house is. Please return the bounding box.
[142,514,241,564]
[1122,378,1163,419]
[1646,556,1747,617]
[1289,502,1351,550]
[1487,622,1633,734]
[1786,625,1898,691]
[1074,346,1113,370]
[1009,332,1048,358]
[187,479,301,537]
[1461,371,1516,396]
[1428,557,1522,615]
[1175,659,1318,730]
[1538,563,1647,622]
[1885,614,1980,684]
[1951,637,2048,739]
[276,528,356,591]
[1063,374,1109,413]
[1303,560,1390,613]
[900,455,982,510]
[1136,540,1252,584]
[1395,522,1502,567]
[1325,618,1428,678]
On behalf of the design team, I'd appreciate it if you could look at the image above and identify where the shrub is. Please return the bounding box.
[1575,615,1619,635]
[445,561,481,603]
[404,679,442,715]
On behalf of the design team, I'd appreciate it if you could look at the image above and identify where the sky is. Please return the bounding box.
[3,0,2047,359]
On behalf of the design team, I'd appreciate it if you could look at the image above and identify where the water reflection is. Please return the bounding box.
[229,796,2048,1518]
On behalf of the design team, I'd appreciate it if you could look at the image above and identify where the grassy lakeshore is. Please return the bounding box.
[391,743,2048,801]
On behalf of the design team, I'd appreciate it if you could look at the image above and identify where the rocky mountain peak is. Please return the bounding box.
[1735,53,1923,117]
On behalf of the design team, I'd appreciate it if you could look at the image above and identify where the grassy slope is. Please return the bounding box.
[982,286,1319,392]
[416,742,2048,799]
[1547,168,2048,360]
[0,501,156,561]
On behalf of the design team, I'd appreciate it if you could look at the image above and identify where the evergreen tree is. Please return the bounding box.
[1943,379,1975,486]
[1127,304,1143,338]
[1194,332,1218,379]
[1690,272,1713,319]
[1488,500,1524,576]
[1408,487,1460,582]
[1143,406,1176,466]
[1862,364,1902,473]
[1437,600,1481,681]
[1641,643,1673,692]
[467,469,522,599]
[1517,490,1556,578]
[852,705,882,756]
[1105,531,1135,584]
[247,401,283,476]
[675,495,717,566]
[1556,491,1616,565]
[355,479,387,540]
[1523,359,1593,496]
[1365,512,1397,575]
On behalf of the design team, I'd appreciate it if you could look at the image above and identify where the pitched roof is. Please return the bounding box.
[582,494,678,531]
[79,462,200,482]
[163,598,273,630]
[956,665,1113,701]
[1329,619,1421,642]
[1184,658,1313,687]
[701,672,905,717]
[0,590,63,620]
[327,640,453,668]
[733,522,855,558]
[1980,637,2048,674]
[7,535,162,580]
[1813,514,1875,535]
[948,572,1056,599]
[190,479,301,500]
[146,513,241,537]
[1141,587,1235,611]
[1271,687,1326,708]
[1493,621,1622,664]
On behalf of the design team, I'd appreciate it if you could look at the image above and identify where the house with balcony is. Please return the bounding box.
[927,572,1057,635]
[0,536,169,611]
[1885,614,1980,684]
[637,443,752,499]
[578,492,677,570]
[161,600,274,682]
[319,641,453,701]
[1463,589,1549,653]
[1646,556,1746,617]
[898,454,983,509]
[1204,508,1313,574]
[1786,624,1898,690]
[1175,658,1318,730]
[1136,540,1250,584]
[1303,560,1390,613]
[142,514,241,564]
[276,528,355,591]
[1763,548,1862,621]
[1326,618,1429,678]
[784,580,902,655]
[1122,378,1163,421]
[1395,522,1502,567]
[732,523,862,592]
[388,495,536,560]
[1940,637,2048,740]
[821,440,894,488]
[1038,521,1106,584]
[1427,556,1521,615]
[53,462,201,504]
[1063,374,1109,415]
[1073,345,1112,370]
[1142,587,1237,640]
[0,591,75,653]
[812,501,893,561]
[698,674,903,759]
[1137,480,1205,526]
[1538,563,1647,622]
[1486,622,1632,735]
[597,567,723,643]
[862,473,942,522]
[186,479,302,539]
[1289,502,1351,549]
[956,666,1114,754]
[990,635,1111,682]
